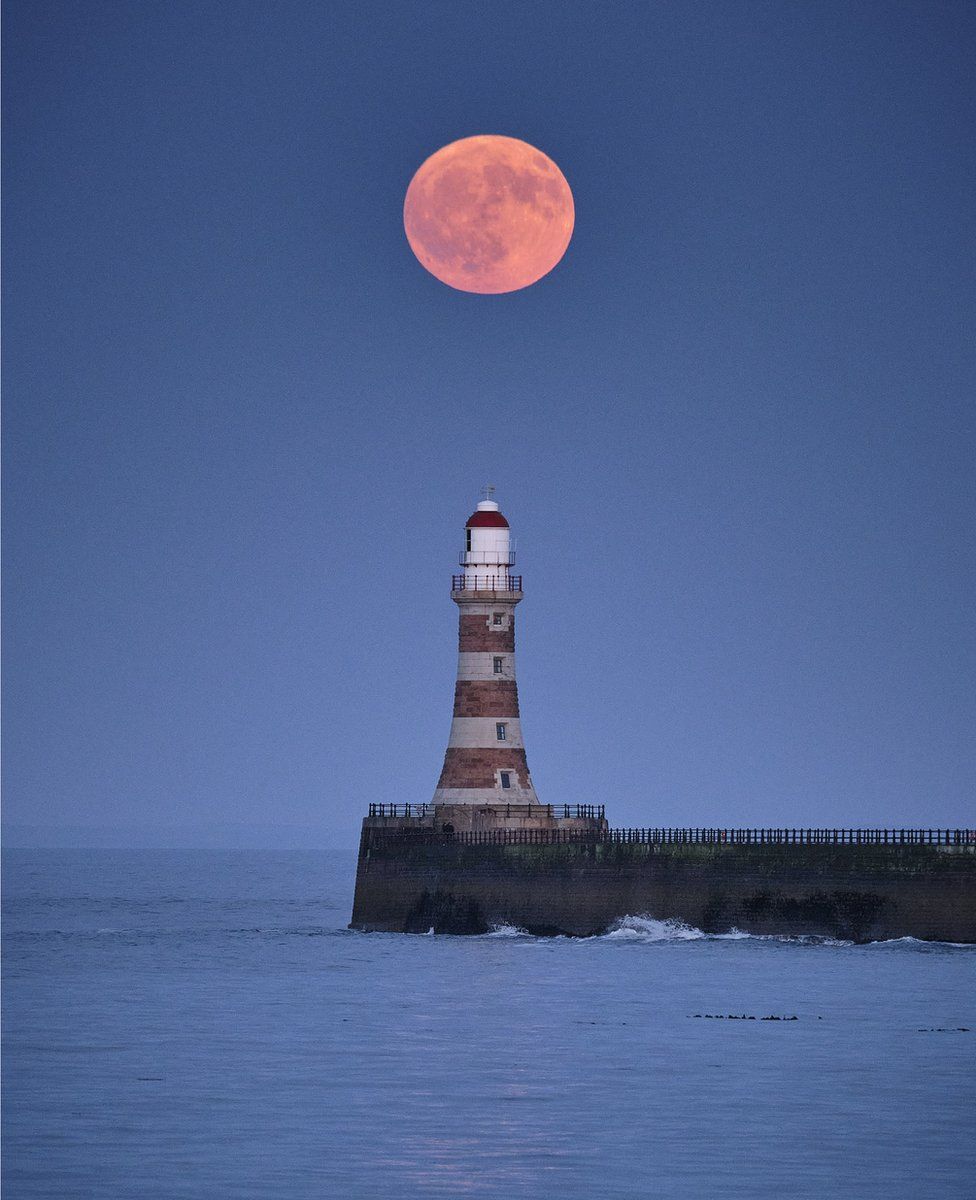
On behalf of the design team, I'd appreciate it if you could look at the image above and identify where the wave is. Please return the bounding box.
[864,935,974,950]
[600,915,832,943]
[604,915,726,942]
[453,915,974,947]
[601,915,851,945]
[599,917,974,948]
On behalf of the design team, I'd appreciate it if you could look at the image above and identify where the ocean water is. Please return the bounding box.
[3,849,974,1199]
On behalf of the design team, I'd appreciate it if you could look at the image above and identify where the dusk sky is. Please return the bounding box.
[4,1,974,847]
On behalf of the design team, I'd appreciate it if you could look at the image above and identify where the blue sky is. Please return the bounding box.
[4,1,974,846]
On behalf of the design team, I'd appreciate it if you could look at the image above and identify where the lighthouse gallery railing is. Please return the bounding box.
[451,574,522,592]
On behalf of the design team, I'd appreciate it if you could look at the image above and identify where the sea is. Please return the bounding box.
[3,848,974,1199]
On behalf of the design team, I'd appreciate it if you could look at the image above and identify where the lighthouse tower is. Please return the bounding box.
[432,490,540,807]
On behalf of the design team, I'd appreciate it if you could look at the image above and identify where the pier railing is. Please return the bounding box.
[361,825,976,849]
[603,828,975,846]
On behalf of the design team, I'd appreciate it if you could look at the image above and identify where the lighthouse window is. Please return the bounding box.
[500,772,512,789]
[466,529,472,552]
[493,657,504,674]
[496,722,507,741]
[492,612,503,626]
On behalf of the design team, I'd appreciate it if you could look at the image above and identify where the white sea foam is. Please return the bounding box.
[600,915,851,945]
[603,915,710,941]
[866,935,973,950]
[414,917,969,947]
[598,922,973,948]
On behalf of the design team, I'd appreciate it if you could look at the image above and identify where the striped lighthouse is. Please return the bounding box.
[432,490,540,807]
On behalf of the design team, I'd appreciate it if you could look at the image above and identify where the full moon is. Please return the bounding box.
[403,135,574,294]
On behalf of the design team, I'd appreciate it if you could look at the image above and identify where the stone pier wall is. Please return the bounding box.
[350,838,976,943]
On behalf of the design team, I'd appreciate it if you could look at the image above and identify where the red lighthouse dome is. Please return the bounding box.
[466,509,509,528]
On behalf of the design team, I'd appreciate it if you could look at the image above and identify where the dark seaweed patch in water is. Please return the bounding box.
[690,1014,801,1021]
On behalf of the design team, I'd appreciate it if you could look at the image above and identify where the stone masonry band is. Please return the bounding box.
[453,680,520,718]
[458,612,516,653]
[455,652,516,681]
[436,747,532,790]
[445,716,524,749]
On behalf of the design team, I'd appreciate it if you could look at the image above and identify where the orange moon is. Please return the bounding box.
[403,135,574,294]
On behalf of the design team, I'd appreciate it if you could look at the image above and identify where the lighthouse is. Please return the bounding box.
[351,492,610,930]
[432,489,540,806]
